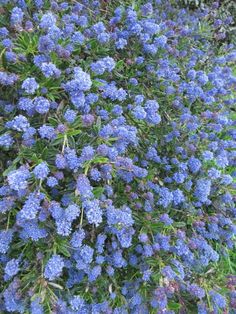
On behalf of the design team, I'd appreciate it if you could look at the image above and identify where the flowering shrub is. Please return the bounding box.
[0,0,236,313]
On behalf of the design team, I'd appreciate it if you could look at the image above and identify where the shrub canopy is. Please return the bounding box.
[0,0,236,313]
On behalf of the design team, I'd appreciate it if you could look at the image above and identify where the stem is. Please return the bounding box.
[80,206,84,226]
[62,134,68,153]
[6,211,11,230]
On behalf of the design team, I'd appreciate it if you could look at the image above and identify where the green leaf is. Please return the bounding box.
[66,129,82,137]
[93,187,104,198]
[92,156,109,164]
[51,137,64,146]
[116,60,124,71]
[173,222,186,228]
[57,245,71,257]
[93,80,105,88]
[56,129,81,138]
[168,301,181,310]
[95,116,102,131]
[3,156,21,177]
[48,117,59,127]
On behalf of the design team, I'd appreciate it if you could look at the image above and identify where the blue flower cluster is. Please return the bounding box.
[0,0,235,313]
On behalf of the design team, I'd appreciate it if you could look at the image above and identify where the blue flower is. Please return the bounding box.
[41,62,61,78]
[22,78,39,94]
[5,258,20,279]
[90,168,101,181]
[10,7,24,27]
[194,179,211,203]
[209,291,226,309]
[80,145,95,162]
[91,57,115,74]
[83,199,103,226]
[7,167,30,191]
[3,279,24,313]
[88,265,102,282]
[64,109,77,124]
[33,162,49,180]
[116,38,127,49]
[157,187,173,208]
[76,175,93,199]
[160,214,173,226]
[0,27,8,38]
[93,22,106,34]
[65,148,80,170]
[6,115,29,132]
[0,133,14,148]
[0,230,13,254]
[80,245,94,264]
[65,204,80,222]
[31,298,43,314]
[187,284,205,299]
[33,97,50,114]
[70,229,85,248]
[20,221,47,241]
[19,192,41,219]
[38,125,56,140]
[44,254,64,281]
[188,156,202,173]
[47,176,58,187]
[71,31,85,44]
[132,106,146,119]
[69,296,86,311]
[64,67,92,93]
[173,189,185,205]
[38,35,55,53]
[40,12,56,29]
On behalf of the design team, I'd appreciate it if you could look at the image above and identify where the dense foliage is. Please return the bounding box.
[0,0,236,313]
[177,0,236,43]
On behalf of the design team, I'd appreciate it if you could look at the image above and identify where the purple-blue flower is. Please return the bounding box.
[44,254,64,281]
